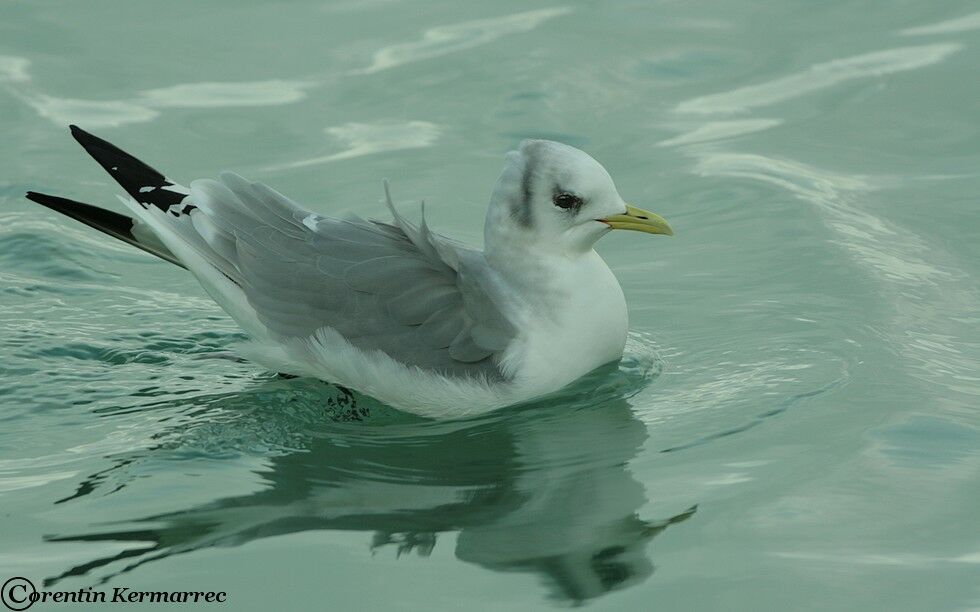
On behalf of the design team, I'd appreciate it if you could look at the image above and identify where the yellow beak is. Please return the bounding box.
[599,205,673,236]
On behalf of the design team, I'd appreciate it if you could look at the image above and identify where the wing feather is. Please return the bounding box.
[161,174,515,379]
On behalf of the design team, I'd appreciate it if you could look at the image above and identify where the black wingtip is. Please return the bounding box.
[24,190,186,269]
[68,124,89,148]
[69,123,121,162]
[25,190,126,228]
[69,124,96,147]
[26,190,59,206]
[66,124,185,211]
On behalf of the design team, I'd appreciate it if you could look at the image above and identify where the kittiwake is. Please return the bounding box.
[26,126,672,418]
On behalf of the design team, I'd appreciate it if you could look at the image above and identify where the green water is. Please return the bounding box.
[2,1,978,609]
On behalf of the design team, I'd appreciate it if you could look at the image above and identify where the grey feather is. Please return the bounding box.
[449,327,493,362]
[514,145,537,227]
[419,306,466,349]
[386,283,460,325]
[163,175,516,379]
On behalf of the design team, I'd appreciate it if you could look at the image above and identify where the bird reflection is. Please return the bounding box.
[45,377,695,603]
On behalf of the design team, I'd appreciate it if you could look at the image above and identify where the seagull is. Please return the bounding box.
[26,127,672,418]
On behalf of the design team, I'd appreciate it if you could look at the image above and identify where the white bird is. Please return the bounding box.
[27,127,672,418]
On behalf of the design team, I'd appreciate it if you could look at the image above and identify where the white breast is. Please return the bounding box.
[500,250,628,396]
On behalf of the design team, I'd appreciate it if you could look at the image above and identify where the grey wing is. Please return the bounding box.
[182,173,516,380]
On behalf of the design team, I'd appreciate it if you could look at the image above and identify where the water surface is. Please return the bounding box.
[1,0,978,609]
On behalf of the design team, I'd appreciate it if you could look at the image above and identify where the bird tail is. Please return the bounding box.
[24,125,189,268]
[25,125,276,345]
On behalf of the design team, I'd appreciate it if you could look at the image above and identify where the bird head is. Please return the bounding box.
[486,140,672,256]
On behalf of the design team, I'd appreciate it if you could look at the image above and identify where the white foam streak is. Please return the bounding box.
[902,11,980,36]
[355,7,572,74]
[676,44,961,115]
[264,120,442,171]
[19,93,161,129]
[658,119,781,147]
[773,550,980,567]
[0,55,30,83]
[0,470,78,492]
[138,80,315,108]
[6,79,316,128]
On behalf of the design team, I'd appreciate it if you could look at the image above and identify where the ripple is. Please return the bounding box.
[688,152,948,278]
[523,331,664,409]
[687,150,979,402]
[0,230,101,281]
[29,342,171,366]
[36,371,693,602]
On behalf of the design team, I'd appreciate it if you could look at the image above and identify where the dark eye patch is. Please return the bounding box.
[552,191,583,211]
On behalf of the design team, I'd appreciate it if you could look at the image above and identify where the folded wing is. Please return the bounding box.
[170,173,517,379]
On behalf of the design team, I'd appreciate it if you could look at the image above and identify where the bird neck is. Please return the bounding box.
[483,213,609,311]
[484,226,587,276]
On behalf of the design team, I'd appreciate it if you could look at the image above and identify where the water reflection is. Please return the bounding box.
[45,370,694,603]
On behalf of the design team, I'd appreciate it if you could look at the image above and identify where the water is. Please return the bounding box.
[1,1,978,609]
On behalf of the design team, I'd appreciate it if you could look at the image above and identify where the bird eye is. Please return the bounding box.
[552,192,583,210]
